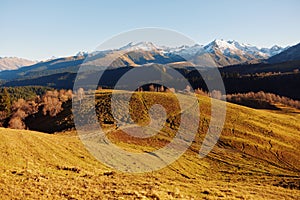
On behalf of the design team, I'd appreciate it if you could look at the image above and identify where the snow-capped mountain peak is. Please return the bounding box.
[112,39,286,60]
[120,41,158,51]
[161,44,204,58]
[76,51,88,57]
[260,45,286,57]
[204,39,243,56]
[85,39,288,68]
[203,39,288,60]
[214,39,238,50]
[228,40,269,57]
[271,45,281,50]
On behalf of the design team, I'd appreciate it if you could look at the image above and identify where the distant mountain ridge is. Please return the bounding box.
[0,39,297,84]
[268,43,300,63]
[0,55,85,81]
[116,40,287,67]
[1,40,299,101]
[0,39,288,73]
[83,40,287,69]
[0,57,36,71]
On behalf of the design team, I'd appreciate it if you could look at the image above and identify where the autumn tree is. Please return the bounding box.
[8,98,39,129]
[194,88,208,96]
[211,90,222,100]
[42,90,63,117]
[159,85,165,92]
[165,88,175,93]
[149,84,155,92]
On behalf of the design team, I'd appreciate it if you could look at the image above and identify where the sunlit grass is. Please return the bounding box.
[0,91,299,199]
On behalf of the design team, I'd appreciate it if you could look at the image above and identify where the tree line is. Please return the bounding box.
[226,91,300,110]
[1,86,299,130]
[0,88,73,129]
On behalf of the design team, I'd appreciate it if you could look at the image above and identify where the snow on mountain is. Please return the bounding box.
[84,40,288,67]
[76,51,88,57]
[0,57,37,71]
[205,39,266,59]
[119,42,205,58]
[119,42,159,52]
[111,40,285,60]
[227,40,268,57]
[261,45,287,57]
[0,40,286,74]
[160,44,205,59]
[268,42,300,63]
[202,39,288,64]
[205,39,241,55]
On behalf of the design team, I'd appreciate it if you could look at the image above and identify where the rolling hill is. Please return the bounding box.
[1,91,299,199]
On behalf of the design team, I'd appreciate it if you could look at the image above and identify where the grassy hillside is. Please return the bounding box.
[0,92,299,199]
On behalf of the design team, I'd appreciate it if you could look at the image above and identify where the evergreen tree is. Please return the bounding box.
[0,88,11,115]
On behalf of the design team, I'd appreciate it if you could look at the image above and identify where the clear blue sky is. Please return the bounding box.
[1,0,299,60]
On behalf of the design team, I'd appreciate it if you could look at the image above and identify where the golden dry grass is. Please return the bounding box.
[0,91,299,199]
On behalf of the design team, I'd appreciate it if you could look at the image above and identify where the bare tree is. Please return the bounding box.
[149,84,155,92]
[77,88,85,103]
[185,85,191,93]
[8,98,39,129]
[194,88,208,96]
[159,85,165,92]
[42,90,63,117]
[211,90,222,100]
[166,88,175,93]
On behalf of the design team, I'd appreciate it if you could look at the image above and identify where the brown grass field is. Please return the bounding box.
[0,91,299,199]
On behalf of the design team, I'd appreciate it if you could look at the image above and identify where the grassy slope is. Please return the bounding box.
[0,92,299,199]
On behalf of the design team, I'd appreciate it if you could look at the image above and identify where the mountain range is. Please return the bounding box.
[268,42,300,63]
[0,57,36,71]
[108,39,288,67]
[0,39,288,72]
[0,39,295,81]
[0,39,298,76]
[0,39,299,100]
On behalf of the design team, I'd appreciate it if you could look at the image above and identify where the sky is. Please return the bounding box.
[1,0,300,61]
